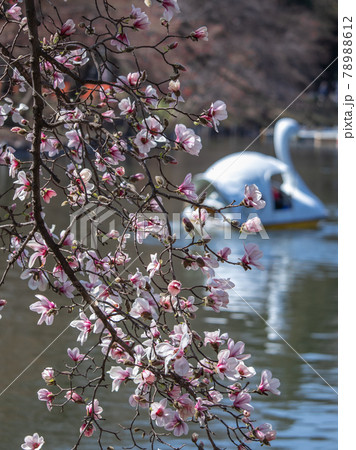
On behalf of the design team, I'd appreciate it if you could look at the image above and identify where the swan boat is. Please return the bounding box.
[190,118,328,229]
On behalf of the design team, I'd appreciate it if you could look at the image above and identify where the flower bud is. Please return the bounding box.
[0,299,7,308]
[182,217,194,234]
[168,280,181,296]
[155,176,165,187]
[173,63,187,72]
[162,154,178,165]
[41,367,55,385]
[129,173,145,182]
[168,41,178,50]
[254,430,265,441]
[116,166,125,176]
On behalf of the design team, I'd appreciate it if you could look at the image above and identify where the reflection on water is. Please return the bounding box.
[0,137,337,449]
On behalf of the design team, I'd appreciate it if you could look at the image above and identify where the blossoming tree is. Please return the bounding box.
[0,1,279,448]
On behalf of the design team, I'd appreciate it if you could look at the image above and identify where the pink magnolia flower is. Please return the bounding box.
[27,235,49,268]
[242,216,263,233]
[134,129,157,155]
[129,393,149,408]
[150,398,173,426]
[190,208,208,227]
[60,18,76,36]
[191,26,209,41]
[12,102,29,124]
[13,170,31,201]
[142,85,158,108]
[147,253,161,278]
[206,389,223,404]
[175,124,202,156]
[118,71,141,88]
[179,295,198,314]
[13,68,26,92]
[165,412,189,436]
[53,264,67,282]
[229,389,254,412]
[80,422,95,437]
[38,388,55,410]
[243,184,266,210]
[194,397,208,425]
[116,166,125,176]
[21,433,45,450]
[20,269,48,291]
[67,48,89,66]
[131,5,150,30]
[41,188,57,204]
[0,299,6,319]
[70,168,94,199]
[162,0,180,22]
[29,295,57,326]
[167,385,181,400]
[258,369,281,395]
[227,339,251,360]
[129,215,164,243]
[110,32,130,51]
[0,103,11,126]
[141,116,164,139]
[168,280,181,296]
[6,4,22,21]
[236,361,256,378]
[205,288,229,312]
[204,330,229,349]
[251,423,277,442]
[102,109,116,122]
[108,144,126,163]
[86,399,103,419]
[65,129,82,149]
[208,100,228,132]
[53,71,65,90]
[70,312,93,345]
[216,349,239,380]
[134,368,156,388]
[130,269,149,292]
[53,279,75,298]
[0,145,14,165]
[173,356,190,376]
[208,278,235,290]
[67,347,86,362]
[38,133,60,156]
[119,97,135,115]
[159,294,176,312]
[130,297,158,320]
[168,79,184,103]
[41,367,55,385]
[65,390,84,403]
[176,393,195,420]
[240,243,264,270]
[177,173,198,201]
[217,246,231,261]
[108,366,132,391]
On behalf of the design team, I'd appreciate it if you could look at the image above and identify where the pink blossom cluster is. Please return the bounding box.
[0,2,280,448]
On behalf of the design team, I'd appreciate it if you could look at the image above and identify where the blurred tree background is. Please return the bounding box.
[174,0,338,129]
[1,0,338,133]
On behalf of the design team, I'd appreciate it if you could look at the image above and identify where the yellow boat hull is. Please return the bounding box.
[265,219,320,230]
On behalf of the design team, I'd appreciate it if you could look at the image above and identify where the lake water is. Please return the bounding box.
[0,135,337,449]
